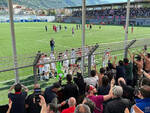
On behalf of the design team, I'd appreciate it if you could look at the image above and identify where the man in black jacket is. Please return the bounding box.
[62,74,79,101]
[44,82,60,104]
[25,84,42,113]
[104,85,131,113]
[50,38,55,52]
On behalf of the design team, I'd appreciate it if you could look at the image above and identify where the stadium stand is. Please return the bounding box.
[72,8,150,18]
[64,1,150,26]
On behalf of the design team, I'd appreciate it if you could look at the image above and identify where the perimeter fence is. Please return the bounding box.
[0,38,150,105]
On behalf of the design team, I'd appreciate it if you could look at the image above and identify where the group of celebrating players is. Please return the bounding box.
[37,46,97,81]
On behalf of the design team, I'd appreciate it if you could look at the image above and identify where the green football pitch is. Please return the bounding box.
[1,22,150,57]
[0,22,150,105]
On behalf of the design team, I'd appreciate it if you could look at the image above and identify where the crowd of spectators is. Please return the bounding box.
[72,8,150,18]
[2,49,150,113]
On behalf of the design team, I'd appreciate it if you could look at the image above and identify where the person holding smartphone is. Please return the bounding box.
[25,84,42,113]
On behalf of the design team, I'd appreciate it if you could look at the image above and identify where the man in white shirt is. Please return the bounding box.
[84,70,98,87]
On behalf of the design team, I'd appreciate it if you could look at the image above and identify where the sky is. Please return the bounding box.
[101,0,134,3]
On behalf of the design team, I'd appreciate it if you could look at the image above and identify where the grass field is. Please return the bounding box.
[1,22,150,56]
[0,22,150,105]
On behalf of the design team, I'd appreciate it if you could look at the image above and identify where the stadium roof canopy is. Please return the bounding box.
[65,1,150,9]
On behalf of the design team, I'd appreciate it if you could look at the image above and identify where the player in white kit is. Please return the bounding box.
[50,52,56,78]
[70,48,76,65]
[102,48,111,68]
[43,54,50,80]
[38,54,45,81]
[63,50,69,76]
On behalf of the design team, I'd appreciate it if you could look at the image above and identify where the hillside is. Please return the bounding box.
[0,0,135,9]
[1,0,109,9]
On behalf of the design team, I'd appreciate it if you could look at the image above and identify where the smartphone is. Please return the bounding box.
[34,88,41,103]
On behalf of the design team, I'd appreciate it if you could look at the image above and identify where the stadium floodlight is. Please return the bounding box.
[81,0,86,76]
[124,0,130,58]
[8,0,19,83]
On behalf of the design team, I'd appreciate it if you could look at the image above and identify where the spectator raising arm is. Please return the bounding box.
[130,105,144,113]
[141,69,150,79]
[39,95,47,113]
[21,84,29,92]
[139,52,150,62]
[133,105,144,113]
[112,56,117,68]
[8,83,28,93]
[103,78,114,101]
[128,50,143,67]
[6,99,12,113]
[8,83,16,93]
[124,108,129,113]
[128,50,134,62]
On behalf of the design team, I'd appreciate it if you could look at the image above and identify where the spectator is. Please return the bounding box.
[44,82,60,104]
[131,85,150,113]
[128,51,144,87]
[86,82,113,113]
[104,86,130,113]
[84,70,98,87]
[98,67,105,87]
[82,97,95,113]
[74,72,86,97]
[129,51,143,79]
[141,69,150,80]
[72,8,150,18]
[106,60,116,82]
[113,56,126,84]
[75,104,91,113]
[140,53,150,73]
[123,58,133,86]
[8,83,28,113]
[98,75,110,95]
[118,77,135,105]
[62,74,79,101]
[140,76,150,86]
[61,97,76,113]
[25,84,42,113]
[48,103,60,113]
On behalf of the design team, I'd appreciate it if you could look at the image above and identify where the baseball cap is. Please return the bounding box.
[88,85,95,92]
